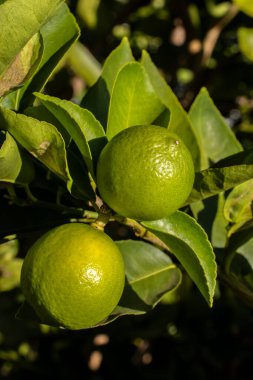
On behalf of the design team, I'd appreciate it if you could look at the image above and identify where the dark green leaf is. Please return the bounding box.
[142,211,217,306]
[237,238,253,271]
[189,87,242,168]
[100,240,181,325]
[117,240,182,306]
[187,149,253,204]
[0,131,35,185]
[141,50,201,170]
[81,37,135,127]
[35,93,106,177]
[106,62,164,140]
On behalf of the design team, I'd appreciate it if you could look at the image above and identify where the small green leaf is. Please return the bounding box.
[107,62,164,140]
[0,131,35,185]
[189,87,242,168]
[141,50,201,170]
[238,28,253,61]
[0,0,63,77]
[117,240,182,306]
[142,211,217,307]
[233,0,253,17]
[77,0,100,29]
[81,37,135,127]
[187,149,253,204]
[35,92,106,177]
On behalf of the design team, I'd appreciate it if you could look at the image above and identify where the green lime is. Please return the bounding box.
[20,223,125,330]
[97,125,195,221]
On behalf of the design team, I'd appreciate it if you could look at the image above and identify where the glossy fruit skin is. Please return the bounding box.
[97,125,195,221]
[20,223,125,330]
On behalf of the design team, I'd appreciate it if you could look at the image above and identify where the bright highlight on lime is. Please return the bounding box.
[97,125,195,221]
[20,223,125,330]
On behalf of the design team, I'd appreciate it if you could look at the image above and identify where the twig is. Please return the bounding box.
[114,216,170,252]
[201,4,239,66]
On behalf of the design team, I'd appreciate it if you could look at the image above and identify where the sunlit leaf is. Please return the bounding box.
[141,50,202,170]
[35,93,106,177]
[189,87,242,169]
[81,37,135,126]
[107,62,164,140]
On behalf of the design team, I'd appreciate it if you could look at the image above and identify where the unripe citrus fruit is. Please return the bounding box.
[97,125,195,221]
[20,223,125,330]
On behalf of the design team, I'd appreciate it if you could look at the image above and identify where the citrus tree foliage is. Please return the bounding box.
[1,0,253,331]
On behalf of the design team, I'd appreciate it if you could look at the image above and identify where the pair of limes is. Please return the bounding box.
[21,125,194,329]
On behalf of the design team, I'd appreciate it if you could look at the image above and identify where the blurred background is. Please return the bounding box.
[1,0,253,379]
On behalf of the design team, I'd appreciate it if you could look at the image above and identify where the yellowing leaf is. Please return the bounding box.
[0,33,42,97]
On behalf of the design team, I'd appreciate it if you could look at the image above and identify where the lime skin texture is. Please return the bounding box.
[96,125,195,221]
[20,223,125,330]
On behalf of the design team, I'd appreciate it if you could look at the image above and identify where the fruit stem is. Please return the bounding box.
[114,216,170,253]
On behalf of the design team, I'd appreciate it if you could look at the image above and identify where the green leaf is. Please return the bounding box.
[0,33,42,98]
[211,193,228,248]
[77,0,100,29]
[81,37,135,127]
[0,106,69,181]
[237,238,253,271]
[227,219,253,254]
[35,92,106,177]
[25,105,72,146]
[141,50,201,170]
[224,179,253,226]
[233,0,253,17]
[238,28,253,61]
[18,3,80,110]
[117,240,182,306]
[0,0,63,77]
[189,87,242,168]
[187,149,253,204]
[0,131,35,185]
[100,240,181,325]
[106,62,164,140]
[142,211,217,307]
[0,106,95,200]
